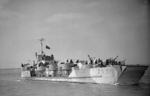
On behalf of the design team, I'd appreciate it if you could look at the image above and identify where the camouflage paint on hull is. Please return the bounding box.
[69,66,119,84]
[21,65,149,85]
[21,71,31,77]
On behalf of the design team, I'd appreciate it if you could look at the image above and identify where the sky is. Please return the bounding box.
[0,0,149,68]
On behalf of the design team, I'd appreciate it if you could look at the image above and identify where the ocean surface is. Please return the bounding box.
[0,67,150,96]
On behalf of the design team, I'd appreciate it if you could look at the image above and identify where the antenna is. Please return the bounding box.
[38,38,46,55]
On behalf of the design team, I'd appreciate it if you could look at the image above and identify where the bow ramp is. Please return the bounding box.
[116,65,148,85]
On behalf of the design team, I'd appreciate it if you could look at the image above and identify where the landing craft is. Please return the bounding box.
[21,38,149,85]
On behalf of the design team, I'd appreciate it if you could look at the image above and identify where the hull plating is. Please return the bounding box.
[21,65,148,85]
[116,65,148,85]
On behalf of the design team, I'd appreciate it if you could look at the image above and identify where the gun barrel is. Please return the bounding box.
[88,55,92,60]
[113,56,119,61]
[121,59,127,62]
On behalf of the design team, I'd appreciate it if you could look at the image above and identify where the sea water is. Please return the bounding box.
[0,68,150,96]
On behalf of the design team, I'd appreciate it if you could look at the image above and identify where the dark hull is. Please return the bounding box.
[116,65,148,85]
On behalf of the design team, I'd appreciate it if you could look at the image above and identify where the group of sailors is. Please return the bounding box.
[63,56,125,68]
[21,55,125,72]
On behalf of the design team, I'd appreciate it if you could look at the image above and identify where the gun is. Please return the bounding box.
[87,55,93,64]
[113,56,119,61]
[120,59,126,62]
[88,55,92,61]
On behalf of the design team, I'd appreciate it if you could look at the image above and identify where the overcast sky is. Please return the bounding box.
[0,0,149,68]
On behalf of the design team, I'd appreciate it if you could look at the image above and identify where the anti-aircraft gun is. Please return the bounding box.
[118,59,127,65]
[88,55,93,64]
[106,56,119,65]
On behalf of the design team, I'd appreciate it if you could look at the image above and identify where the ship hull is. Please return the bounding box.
[21,65,148,85]
[68,66,118,84]
[23,77,117,85]
[116,65,148,85]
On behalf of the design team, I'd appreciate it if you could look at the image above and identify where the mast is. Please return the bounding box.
[38,38,45,55]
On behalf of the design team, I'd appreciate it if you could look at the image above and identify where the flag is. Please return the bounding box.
[46,45,50,49]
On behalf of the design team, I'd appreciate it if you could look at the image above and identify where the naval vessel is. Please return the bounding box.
[21,38,148,85]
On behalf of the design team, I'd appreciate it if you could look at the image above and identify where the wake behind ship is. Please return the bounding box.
[21,38,149,85]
